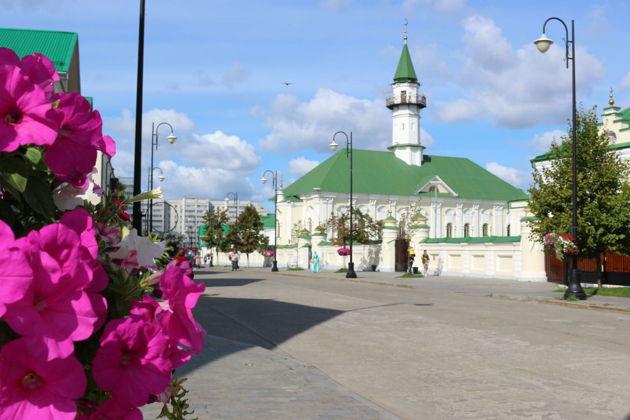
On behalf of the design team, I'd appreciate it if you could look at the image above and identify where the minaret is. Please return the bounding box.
[386,22,426,166]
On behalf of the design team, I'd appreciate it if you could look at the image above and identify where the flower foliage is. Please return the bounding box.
[544,232,579,260]
[263,249,275,256]
[0,50,204,419]
[337,247,351,256]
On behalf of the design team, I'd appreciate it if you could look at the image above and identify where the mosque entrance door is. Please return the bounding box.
[395,238,409,272]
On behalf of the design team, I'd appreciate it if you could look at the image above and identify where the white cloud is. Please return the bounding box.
[110,150,134,177]
[435,15,604,128]
[529,129,565,154]
[105,108,195,148]
[486,162,530,188]
[104,108,262,201]
[179,131,260,170]
[260,89,391,153]
[436,98,480,122]
[621,72,630,91]
[223,62,248,88]
[411,43,452,81]
[420,128,435,148]
[157,160,255,200]
[588,6,609,33]
[462,15,514,73]
[287,157,320,177]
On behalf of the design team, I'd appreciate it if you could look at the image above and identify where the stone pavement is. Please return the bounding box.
[142,267,630,419]
[142,334,399,420]
[261,268,630,313]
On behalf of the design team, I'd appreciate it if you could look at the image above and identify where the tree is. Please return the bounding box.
[528,107,630,286]
[201,208,229,264]
[323,208,383,246]
[235,205,265,266]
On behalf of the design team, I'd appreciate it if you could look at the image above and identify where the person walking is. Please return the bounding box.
[231,250,240,271]
[407,246,415,273]
[312,252,320,273]
[421,250,430,276]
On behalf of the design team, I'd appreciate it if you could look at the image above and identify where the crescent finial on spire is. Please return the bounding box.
[609,87,615,106]
[404,19,408,44]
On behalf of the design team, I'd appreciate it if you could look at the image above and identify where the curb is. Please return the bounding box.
[258,270,414,289]
[486,293,630,314]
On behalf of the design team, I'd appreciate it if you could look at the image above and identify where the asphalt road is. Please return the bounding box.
[186,268,630,420]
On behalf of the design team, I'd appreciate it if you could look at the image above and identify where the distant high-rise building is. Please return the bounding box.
[141,198,267,246]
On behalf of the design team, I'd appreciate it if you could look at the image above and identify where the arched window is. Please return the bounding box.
[506,224,510,236]
[464,223,470,238]
[482,223,489,237]
[401,90,407,102]
[446,223,453,238]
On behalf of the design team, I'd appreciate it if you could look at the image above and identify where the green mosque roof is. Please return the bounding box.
[283,149,527,202]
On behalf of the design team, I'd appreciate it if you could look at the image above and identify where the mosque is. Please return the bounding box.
[264,29,544,279]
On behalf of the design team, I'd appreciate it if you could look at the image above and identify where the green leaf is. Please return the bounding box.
[24,147,42,166]
[3,171,28,192]
[0,156,29,192]
[22,176,56,218]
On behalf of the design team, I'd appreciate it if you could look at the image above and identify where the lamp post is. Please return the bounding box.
[145,166,165,233]
[148,122,176,234]
[329,131,357,278]
[534,17,586,300]
[131,0,146,233]
[261,170,279,272]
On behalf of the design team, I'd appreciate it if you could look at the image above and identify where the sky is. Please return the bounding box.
[2,0,629,210]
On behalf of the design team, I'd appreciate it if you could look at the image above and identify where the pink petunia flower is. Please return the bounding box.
[76,399,142,420]
[45,92,115,188]
[159,262,206,355]
[3,209,107,358]
[94,221,121,244]
[0,337,86,420]
[0,47,61,152]
[0,219,32,317]
[130,296,192,368]
[92,317,173,407]
[19,51,59,94]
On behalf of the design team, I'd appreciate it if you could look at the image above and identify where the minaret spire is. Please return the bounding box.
[386,25,426,167]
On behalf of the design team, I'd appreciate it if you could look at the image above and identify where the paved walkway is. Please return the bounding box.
[142,267,630,419]
[260,268,630,313]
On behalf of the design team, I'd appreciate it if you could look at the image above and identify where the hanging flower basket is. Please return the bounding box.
[544,232,579,260]
[337,247,351,256]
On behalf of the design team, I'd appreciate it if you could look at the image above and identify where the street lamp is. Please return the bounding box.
[329,130,357,279]
[148,122,176,234]
[261,170,279,272]
[144,167,165,233]
[534,17,586,300]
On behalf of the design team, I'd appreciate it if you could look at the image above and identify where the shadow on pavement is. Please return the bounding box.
[180,294,343,377]
[200,278,264,287]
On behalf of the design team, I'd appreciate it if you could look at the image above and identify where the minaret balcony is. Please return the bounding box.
[386,94,426,109]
